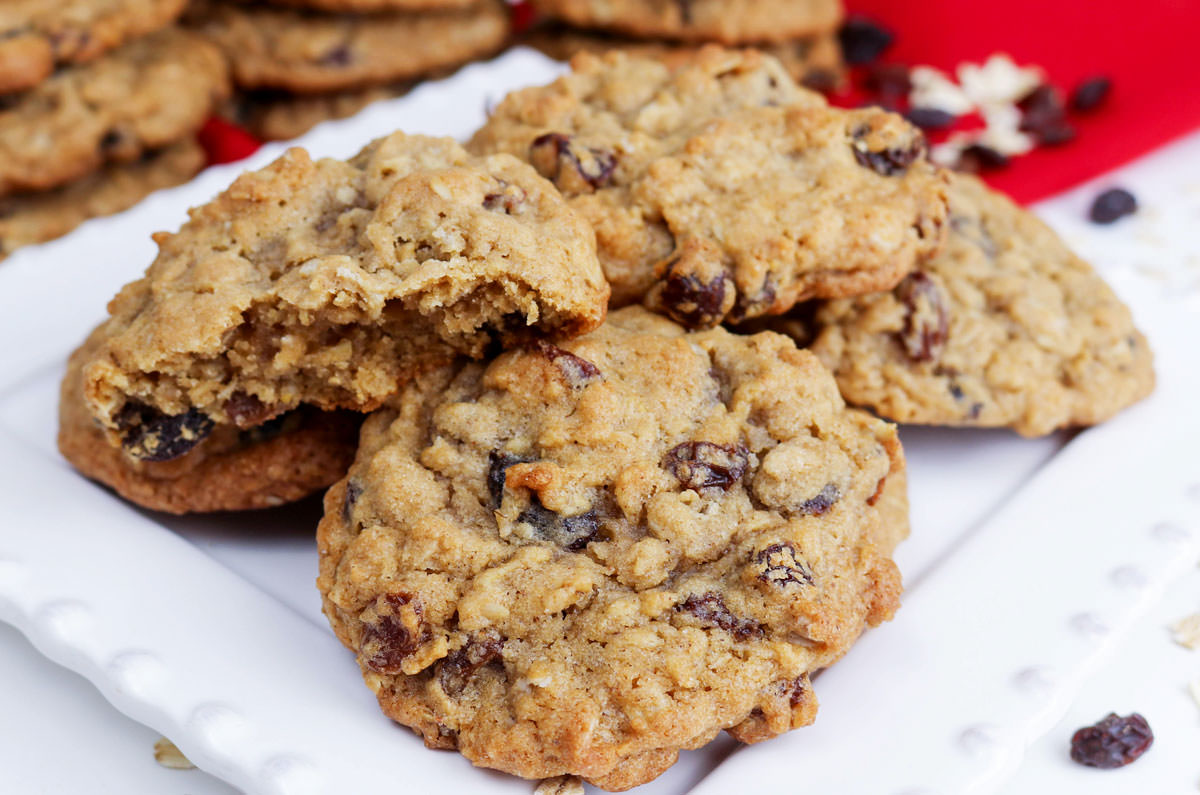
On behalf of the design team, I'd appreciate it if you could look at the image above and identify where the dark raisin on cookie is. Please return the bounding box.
[675,0,694,24]
[360,592,430,674]
[487,450,530,507]
[797,483,840,516]
[438,629,504,695]
[838,17,894,65]
[342,478,363,523]
[530,339,600,387]
[677,592,764,640]
[727,275,777,324]
[755,543,815,588]
[657,261,729,329]
[1088,188,1137,224]
[517,499,600,552]
[664,441,749,492]
[224,391,278,429]
[895,271,948,362]
[528,133,616,194]
[318,43,353,66]
[851,126,926,177]
[115,402,215,462]
[482,180,527,214]
[1070,713,1154,769]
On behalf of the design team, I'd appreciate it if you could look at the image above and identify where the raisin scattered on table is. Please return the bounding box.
[1017,85,1075,146]
[664,441,749,492]
[865,63,912,105]
[1071,76,1112,113]
[1070,712,1154,769]
[956,143,1010,173]
[1088,188,1137,224]
[905,107,956,130]
[838,17,894,65]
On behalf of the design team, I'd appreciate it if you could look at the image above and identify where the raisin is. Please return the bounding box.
[518,500,600,552]
[528,133,616,194]
[905,107,956,130]
[1070,713,1154,769]
[342,478,363,523]
[677,592,763,640]
[1018,85,1076,146]
[727,275,777,323]
[956,144,1010,172]
[657,260,729,329]
[800,69,838,94]
[896,271,948,362]
[530,339,600,387]
[755,543,815,588]
[1088,188,1137,224]
[1071,76,1112,113]
[318,44,352,66]
[116,403,214,462]
[675,0,693,24]
[438,630,504,695]
[487,451,529,507]
[664,441,749,492]
[851,126,926,176]
[798,483,840,516]
[224,392,278,429]
[482,180,527,214]
[360,592,430,674]
[838,17,894,65]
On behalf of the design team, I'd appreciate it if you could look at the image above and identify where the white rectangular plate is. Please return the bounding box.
[0,49,1197,795]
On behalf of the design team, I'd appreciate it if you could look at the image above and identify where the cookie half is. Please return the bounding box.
[0,141,204,260]
[0,28,230,197]
[318,306,907,789]
[797,173,1155,437]
[186,0,510,94]
[0,0,187,94]
[60,326,361,514]
[80,131,609,463]
[531,0,844,44]
[470,48,948,323]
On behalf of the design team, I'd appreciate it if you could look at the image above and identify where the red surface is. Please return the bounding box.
[197,117,261,166]
[845,0,1200,202]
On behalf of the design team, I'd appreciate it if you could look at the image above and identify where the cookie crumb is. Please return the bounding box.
[1174,613,1200,649]
[153,737,195,770]
[535,775,584,795]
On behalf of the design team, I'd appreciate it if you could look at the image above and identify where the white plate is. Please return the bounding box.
[0,49,1197,795]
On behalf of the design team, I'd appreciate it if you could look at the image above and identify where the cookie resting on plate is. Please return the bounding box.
[470,48,948,324]
[318,306,907,789]
[60,325,361,514]
[79,131,609,464]
[793,172,1155,437]
[530,0,844,44]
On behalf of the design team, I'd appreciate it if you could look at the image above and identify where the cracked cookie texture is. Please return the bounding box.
[80,131,608,463]
[185,0,509,94]
[469,48,948,324]
[317,306,907,789]
[0,27,229,197]
[0,0,187,94]
[60,325,361,514]
[797,173,1155,437]
[531,0,844,44]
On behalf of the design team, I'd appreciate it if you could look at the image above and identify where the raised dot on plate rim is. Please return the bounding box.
[1069,612,1110,638]
[1110,565,1149,589]
[259,754,323,795]
[1150,521,1192,544]
[1013,666,1055,694]
[957,724,1000,756]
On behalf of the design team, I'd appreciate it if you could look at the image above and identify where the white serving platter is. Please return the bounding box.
[0,48,1197,795]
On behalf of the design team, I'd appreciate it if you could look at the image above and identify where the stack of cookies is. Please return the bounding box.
[187,0,512,141]
[0,1,231,260]
[58,47,1153,790]
[523,0,846,92]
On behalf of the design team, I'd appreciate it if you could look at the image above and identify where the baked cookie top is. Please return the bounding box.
[531,0,844,44]
[60,325,360,514]
[220,83,414,142]
[185,0,509,94]
[317,307,906,789]
[0,27,229,197]
[81,132,609,459]
[0,0,187,95]
[259,0,480,13]
[802,173,1155,437]
[0,141,204,261]
[470,48,948,322]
